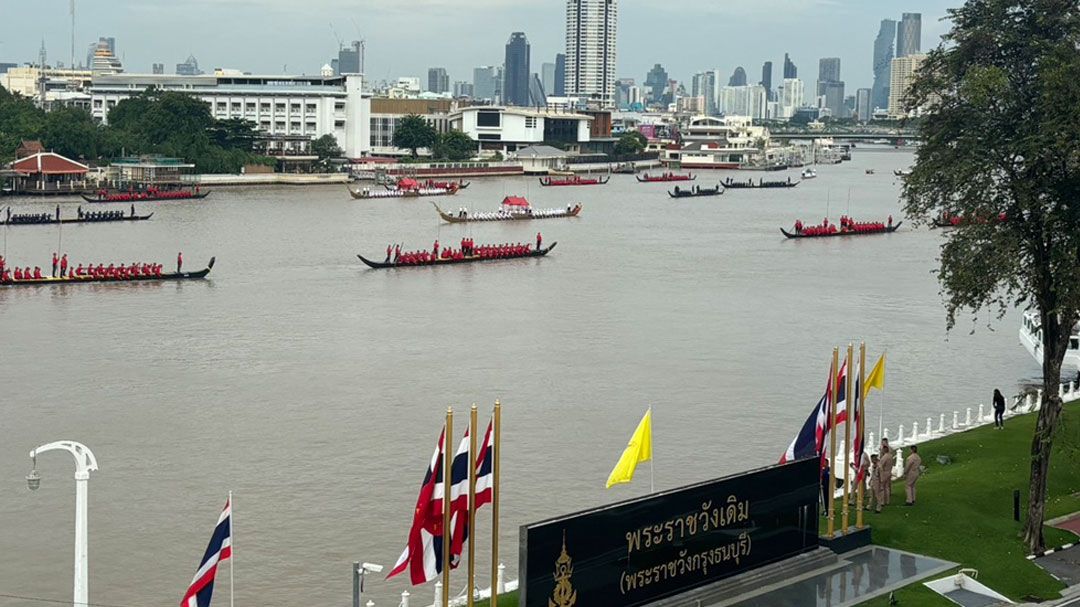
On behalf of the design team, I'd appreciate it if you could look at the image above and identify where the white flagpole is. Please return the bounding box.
[649,406,655,493]
[229,490,235,607]
[877,351,887,440]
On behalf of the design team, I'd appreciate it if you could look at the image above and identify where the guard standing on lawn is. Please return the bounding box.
[870,453,884,513]
[904,445,923,506]
[993,388,1007,428]
[879,443,895,506]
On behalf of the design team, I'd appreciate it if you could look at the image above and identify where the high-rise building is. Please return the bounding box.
[473,65,499,101]
[818,58,841,84]
[691,71,717,115]
[760,61,773,100]
[85,37,116,70]
[783,53,797,79]
[897,13,922,58]
[504,32,531,106]
[554,53,566,95]
[453,81,474,98]
[90,40,123,75]
[564,0,618,107]
[872,19,897,112]
[816,58,844,117]
[427,67,449,94]
[645,63,668,104]
[778,77,804,119]
[718,84,767,119]
[888,53,927,118]
[728,66,747,87]
[542,62,557,97]
[337,41,363,75]
[176,55,202,76]
[152,63,164,75]
[855,87,872,122]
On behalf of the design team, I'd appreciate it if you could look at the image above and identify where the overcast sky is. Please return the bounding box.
[2,0,957,91]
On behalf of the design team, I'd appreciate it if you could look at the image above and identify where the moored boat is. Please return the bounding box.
[668,185,723,198]
[894,169,913,177]
[801,168,817,179]
[1,206,152,226]
[385,177,469,191]
[358,243,556,269]
[722,177,799,189]
[434,197,582,223]
[636,172,695,183]
[781,222,901,239]
[1,257,215,287]
[82,189,209,203]
[932,212,1007,228]
[538,175,610,187]
[611,162,638,174]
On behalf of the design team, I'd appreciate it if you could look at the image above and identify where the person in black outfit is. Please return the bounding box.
[993,388,1006,429]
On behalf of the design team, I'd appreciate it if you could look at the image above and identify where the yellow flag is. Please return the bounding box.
[863,353,886,400]
[606,408,653,489]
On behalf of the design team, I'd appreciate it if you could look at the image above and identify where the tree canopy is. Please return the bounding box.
[613,131,647,156]
[901,0,1080,553]
[432,130,476,161]
[392,114,438,157]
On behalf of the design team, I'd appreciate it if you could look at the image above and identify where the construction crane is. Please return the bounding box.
[329,23,344,51]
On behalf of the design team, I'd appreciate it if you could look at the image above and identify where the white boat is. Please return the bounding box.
[801,168,817,179]
[1019,310,1080,374]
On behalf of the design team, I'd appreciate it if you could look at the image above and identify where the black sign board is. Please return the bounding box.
[519,458,819,607]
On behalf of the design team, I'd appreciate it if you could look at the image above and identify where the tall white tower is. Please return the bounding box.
[564,0,617,108]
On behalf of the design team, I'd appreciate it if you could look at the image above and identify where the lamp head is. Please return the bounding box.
[361,562,384,574]
[26,468,41,491]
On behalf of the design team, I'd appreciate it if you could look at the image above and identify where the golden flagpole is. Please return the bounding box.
[827,347,839,538]
[443,407,453,607]
[857,342,867,530]
[467,404,478,607]
[842,343,853,535]
[490,401,501,607]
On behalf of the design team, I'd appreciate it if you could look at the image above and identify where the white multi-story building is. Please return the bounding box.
[663,115,776,169]
[564,0,618,108]
[449,106,592,155]
[718,85,767,120]
[88,73,371,158]
[778,78,805,120]
[888,54,927,118]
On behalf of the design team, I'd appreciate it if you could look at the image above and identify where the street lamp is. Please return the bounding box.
[27,441,99,607]
[353,561,384,607]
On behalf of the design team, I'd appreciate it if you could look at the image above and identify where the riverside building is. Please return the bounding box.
[88,73,371,158]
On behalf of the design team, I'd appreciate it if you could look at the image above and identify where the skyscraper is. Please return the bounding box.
[453,81,475,98]
[818,58,840,84]
[645,63,668,105]
[855,88,872,122]
[542,62,557,97]
[473,65,499,101]
[554,53,566,96]
[504,32,531,106]
[872,19,897,111]
[760,61,773,100]
[728,66,747,86]
[778,78,805,119]
[337,41,362,75]
[427,67,449,94]
[152,63,164,75]
[565,0,618,107]
[691,71,717,115]
[175,55,202,76]
[816,58,844,117]
[888,53,926,118]
[897,13,922,58]
[783,54,797,79]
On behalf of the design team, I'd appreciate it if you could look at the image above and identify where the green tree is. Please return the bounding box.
[901,0,1080,553]
[0,86,45,162]
[311,134,343,160]
[392,114,438,157]
[210,118,259,152]
[41,107,103,160]
[432,130,476,161]
[613,131,647,156]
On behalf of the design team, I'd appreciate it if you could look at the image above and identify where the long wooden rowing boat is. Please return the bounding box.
[1,257,216,287]
[538,176,609,187]
[637,173,695,183]
[81,191,210,203]
[358,244,556,269]
[434,203,582,224]
[1,207,153,226]
[780,223,902,239]
[348,186,458,199]
[722,179,799,189]
[668,186,722,198]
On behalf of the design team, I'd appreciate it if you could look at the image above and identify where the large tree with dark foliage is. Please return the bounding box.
[901,0,1080,553]
[392,114,438,157]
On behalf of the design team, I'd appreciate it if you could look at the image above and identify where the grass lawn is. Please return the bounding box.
[852,400,1080,606]
[479,402,1080,607]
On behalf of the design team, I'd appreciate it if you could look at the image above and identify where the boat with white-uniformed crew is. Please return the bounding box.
[1019,310,1080,376]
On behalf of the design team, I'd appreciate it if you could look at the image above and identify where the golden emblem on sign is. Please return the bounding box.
[549,532,578,607]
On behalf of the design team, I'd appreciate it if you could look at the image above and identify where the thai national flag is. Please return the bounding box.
[180,498,232,607]
[449,420,494,567]
[387,428,447,585]
[780,361,845,465]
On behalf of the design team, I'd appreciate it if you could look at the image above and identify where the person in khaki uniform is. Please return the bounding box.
[869,454,884,513]
[878,444,894,506]
[904,445,923,505]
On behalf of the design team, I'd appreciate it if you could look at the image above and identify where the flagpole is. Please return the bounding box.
[842,343,853,535]
[467,405,478,607]
[878,351,887,440]
[229,490,234,607]
[827,347,838,538]
[490,401,501,607]
[443,407,453,607]
[857,343,866,530]
[649,406,655,493]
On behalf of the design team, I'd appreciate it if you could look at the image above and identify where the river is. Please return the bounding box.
[0,148,1038,607]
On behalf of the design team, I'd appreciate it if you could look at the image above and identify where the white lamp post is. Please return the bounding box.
[27,441,99,607]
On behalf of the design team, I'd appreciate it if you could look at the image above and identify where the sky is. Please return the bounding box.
[1,0,958,92]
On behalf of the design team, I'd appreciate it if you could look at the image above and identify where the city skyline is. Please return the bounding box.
[1,0,954,93]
